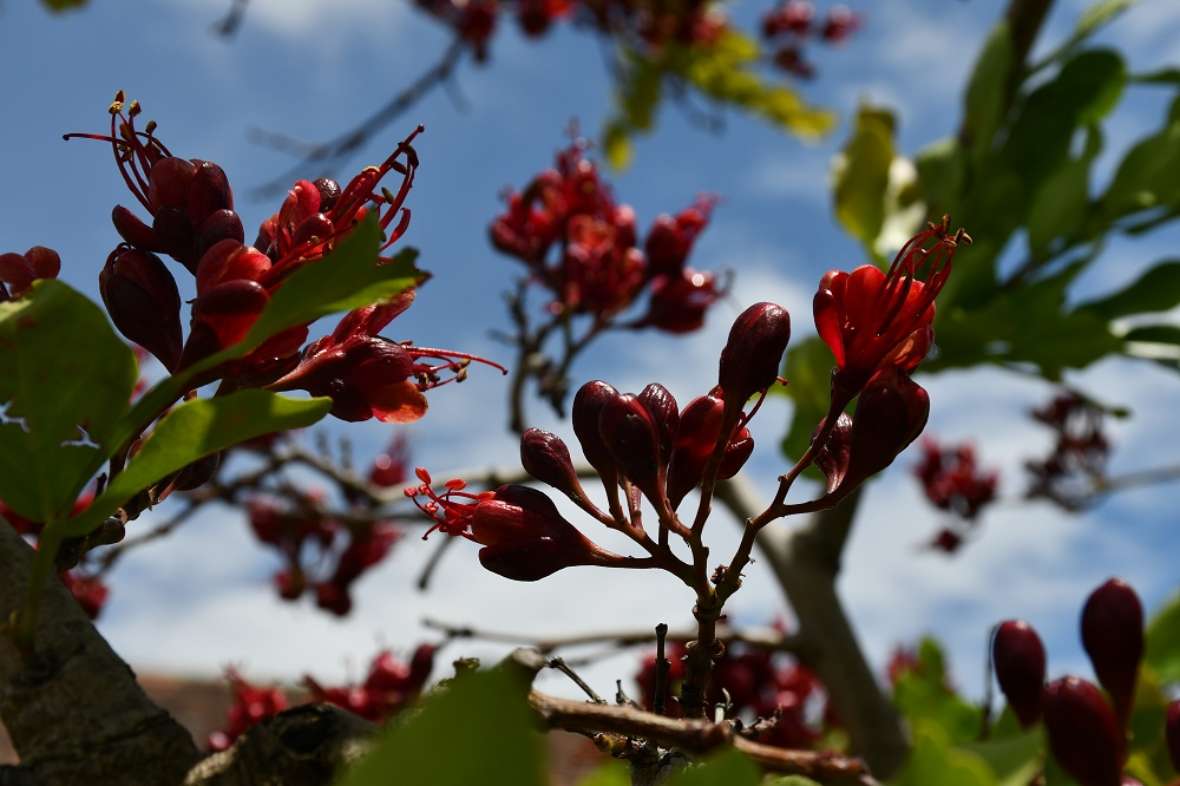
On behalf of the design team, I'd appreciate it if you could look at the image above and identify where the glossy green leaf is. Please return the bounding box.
[665,749,760,786]
[110,216,415,459]
[833,105,896,253]
[893,639,981,747]
[1080,260,1180,318]
[963,23,1013,155]
[1026,155,1090,259]
[1004,50,1126,187]
[1074,0,1137,42]
[0,280,137,522]
[892,721,997,786]
[60,390,331,538]
[960,728,1041,785]
[1099,96,1180,219]
[777,336,833,466]
[335,666,545,786]
[1145,591,1180,685]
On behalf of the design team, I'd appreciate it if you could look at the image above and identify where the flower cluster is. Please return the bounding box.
[69,94,499,424]
[1025,390,1112,509]
[0,246,61,301]
[247,491,402,616]
[809,218,969,503]
[303,644,437,722]
[491,138,724,331]
[636,635,828,747]
[912,437,999,554]
[207,668,289,752]
[414,0,727,63]
[991,579,1153,786]
[207,645,436,751]
[761,1,860,78]
[0,494,110,620]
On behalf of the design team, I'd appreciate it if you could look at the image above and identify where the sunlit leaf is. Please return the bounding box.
[832,105,896,253]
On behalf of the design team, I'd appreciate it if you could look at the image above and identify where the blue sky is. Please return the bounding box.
[2,0,1179,700]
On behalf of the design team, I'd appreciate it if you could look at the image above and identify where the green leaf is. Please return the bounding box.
[576,761,631,786]
[963,22,1014,155]
[60,390,330,538]
[1123,324,1180,370]
[777,336,833,467]
[960,729,1041,784]
[0,280,136,522]
[765,778,822,786]
[1099,97,1180,219]
[892,721,997,786]
[335,666,545,786]
[665,749,760,786]
[1004,50,1126,187]
[833,105,897,254]
[1026,155,1090,259]
[109,216,414,460]
[1080,260,1180,318]
[892,639,982,747]
[1128,665,1168,753]
[1145,591,1180,685]
[914,138,966,220]
[1131,67,1180,85]
[1074,0,1136,41]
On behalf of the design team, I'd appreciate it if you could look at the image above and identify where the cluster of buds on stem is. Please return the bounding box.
[636,630,829,746]
[0,246,61,301]
[913,438,999,554]
[990,578,1149,786]
[1025,390,1113,510]
[247,490,402,616]
[69,93,500,426]
[303,643,437,722]
[415,0,727,63]
[761,1,860,78]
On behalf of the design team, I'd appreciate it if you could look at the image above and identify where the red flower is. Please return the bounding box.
[270,293,506,423]
[408,473,612,581]
[913,438,999,520]
[813,218,968,398]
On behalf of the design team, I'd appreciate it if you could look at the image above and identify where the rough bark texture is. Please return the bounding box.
[0,522,200,786]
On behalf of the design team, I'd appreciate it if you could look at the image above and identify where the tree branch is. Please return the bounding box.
[0,522,199,786]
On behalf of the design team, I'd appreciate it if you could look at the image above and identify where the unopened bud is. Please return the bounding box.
[718,301,790,405]
[638,383,679,463]
[1043,676,1124,786]
[598,393,661,493]
[520,428,583,499]
[572,380,621,478]
[992,620,1046,728]
[1081,578,1143,725]
[99,246,183,371]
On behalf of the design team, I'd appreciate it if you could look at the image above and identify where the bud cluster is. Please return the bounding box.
[247,491,402,617]
[491,138,724,333]
[990,578,1149,786]
[0,246,61,301]
[636,631,828,748]
[414,0,727,64]
[1025,390,1112,509]
[913,438,999,553]
[760,1,860,78]
[68,94,499,425]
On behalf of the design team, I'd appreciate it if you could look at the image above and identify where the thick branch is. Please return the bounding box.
[529,690,876,785]
[0,522,199,786]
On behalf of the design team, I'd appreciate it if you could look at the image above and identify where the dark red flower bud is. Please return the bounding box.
[718,302,791,405]
[274,569,304,600]
[1043,676,1124,786]
[408,643,436,688]
[196,209,245,260]
[821,5,859,42]
[1165,700,1180,773]
[0,253,34,296]
[99,247,183,371]
[520,428,584,499]
[469,485,600,581]
[643,270,721,334]
[153,207,198,271]
[638,383,679,463]
[992,620,1046,728]
[113,205,161,250]
[814,413,853,493]
[599,393,662,493]
[572,380,621,479]
[644,200,712,277]
[190,278,269,351]
[315,581,353,616]
[25,246,61,280]
[1081,578,1144,725]
[187,160,234,223]
[844,369,929,485]
[195,239,271,295]
[719,427,754,477]
[148,157,197,212]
